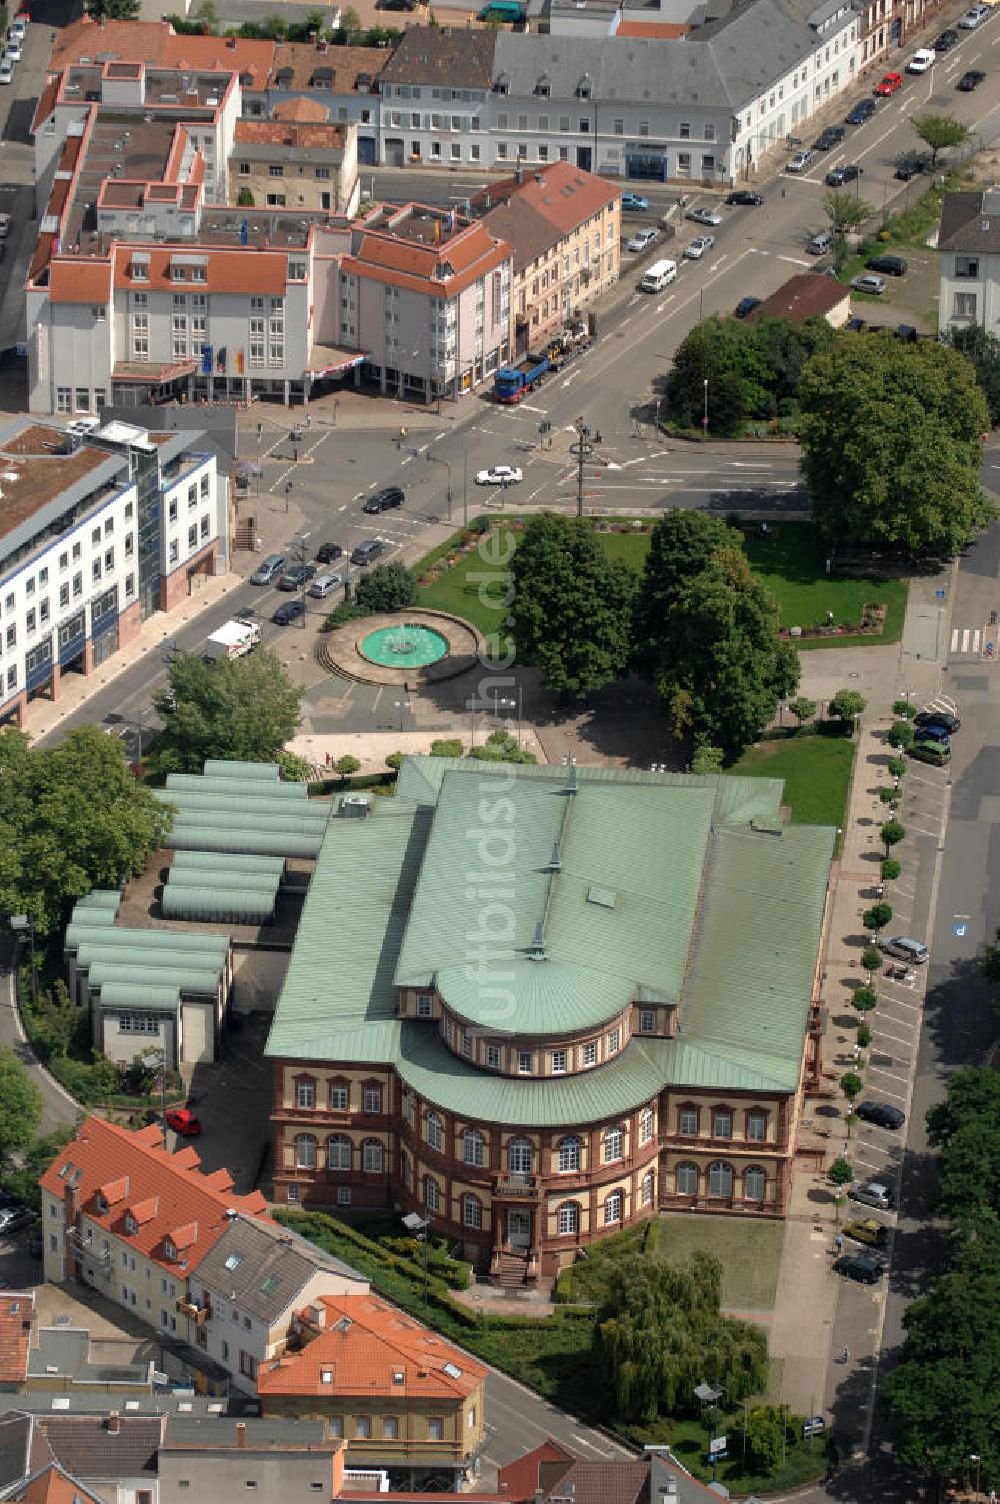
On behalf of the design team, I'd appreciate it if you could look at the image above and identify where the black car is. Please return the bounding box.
[894,152,929,181]
[856,1101,906,1130]
[725,189,764,206]
[273,599,306,626]
[734,296,762,319]
[934,26,960,48]
[316,541,344,564]
[833,1253,886,1285]
[362,486,404,514]
[825,162,861,186]
[277,563,316,591]
[866,253,908,276]
[846,97,877,124]
[958,68,986,90]
[914,709,961,734]
[814,125,846,150]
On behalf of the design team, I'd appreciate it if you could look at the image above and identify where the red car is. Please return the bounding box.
[165,1107,201,1136]
[875,71,903,95]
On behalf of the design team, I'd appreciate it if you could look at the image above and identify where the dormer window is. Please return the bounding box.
[240,71,253,87]
[535,75,550,97]
[124,1212,137,1235]
[575,75,592,99]
[164,1238,176,1261]
[95,1193,108,1214]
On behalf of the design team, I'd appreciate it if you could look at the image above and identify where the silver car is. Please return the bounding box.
[686,205,723,226]
[787,149,814,173]
[684,234,715,259]
[851,273,886,296]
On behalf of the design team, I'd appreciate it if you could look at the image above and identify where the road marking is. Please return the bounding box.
[778,254,811,266]
[518,403,547,414]
[434,430,446,441]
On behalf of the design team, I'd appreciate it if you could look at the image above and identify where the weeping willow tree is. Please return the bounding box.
[593,1252,768,1425]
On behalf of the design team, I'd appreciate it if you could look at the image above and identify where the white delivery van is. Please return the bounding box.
[640,258,678,292]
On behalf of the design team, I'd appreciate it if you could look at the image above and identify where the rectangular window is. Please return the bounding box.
[428,1418,444,1441]
[517,1051,531,1075]
[613,117,624,134]
[583,1041,597,1067]
[384,1416,399,1439]
[955,256,980,279]
[486,1044,501,1069]
[239,1351,258,1380]
[56,387,71,412]
[296,1080,316,1109]
[551,1049,566,1074]
[953,291,977,319]
[363,1085,382,1114]
[416,992,433,1017]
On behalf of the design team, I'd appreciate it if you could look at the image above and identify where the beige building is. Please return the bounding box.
[477,161,620,349]
[231,107,360,217]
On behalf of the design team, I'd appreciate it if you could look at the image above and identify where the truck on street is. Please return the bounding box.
[204,619,262,661]
[493,352,549,403]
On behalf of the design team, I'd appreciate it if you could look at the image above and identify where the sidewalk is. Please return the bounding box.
[767,565,952,1431]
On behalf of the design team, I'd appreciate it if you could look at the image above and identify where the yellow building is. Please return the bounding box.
[231,103,359,216]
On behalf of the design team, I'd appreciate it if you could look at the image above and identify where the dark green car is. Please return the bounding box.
[833,1253,885,1284]
[908,739,950,766]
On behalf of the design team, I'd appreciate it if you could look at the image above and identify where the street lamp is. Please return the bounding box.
[284,479,292,514]
[426,451,453,521]
[291,531,311,628]
[9,914,37,1010]
[402,1211,431,1306]
[971,1455,981,1502]
[255,422,263,499]
[702,378,709,441]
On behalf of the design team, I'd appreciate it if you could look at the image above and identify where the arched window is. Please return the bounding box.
[641,1169,655,1206]
[744,1165,766,1202]
[558,1201,579,1235]
[507,1137,533,1174]
[604,1188,623,1225]
[676,1161,699,1196]
[362,1139,383,1174]
[326,1134,351,1171]
[462,1194,482,1229]
[708,1161,734,1198]
[746,1109,768,1143]
[557,1136,581,1173]
[462,1128,485,1167]
[603,1126,624,1163]
[639,1107,654,1145]
[294,1133,316,1169]
[426,1111,444,1152]
[425,1177,440,1213]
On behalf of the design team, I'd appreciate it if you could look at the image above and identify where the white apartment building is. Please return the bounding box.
[938,188,1000,335]
[0,417,223,730]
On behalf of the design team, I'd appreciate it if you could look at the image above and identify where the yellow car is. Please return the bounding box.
[844,1217,887,1247]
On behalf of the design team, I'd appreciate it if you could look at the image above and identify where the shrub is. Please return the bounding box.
[355,561,418,613]
[892,699,914,719]
[857,1021,872,1048]
[322,599,369,632]
[881,820,905,850]
[887,757,907,779]
[430,738,464,757]
[851,985,877,1014]
[881,858,901,881]
[888,720,915,749]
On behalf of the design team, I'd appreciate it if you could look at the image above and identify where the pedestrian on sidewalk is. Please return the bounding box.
[841,1346,849,1364]
[834,1233,843,1254]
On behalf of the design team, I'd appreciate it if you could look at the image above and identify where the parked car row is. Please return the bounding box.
[0,12,27,86]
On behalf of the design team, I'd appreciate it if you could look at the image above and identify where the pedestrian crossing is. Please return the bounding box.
[950,624,998,658]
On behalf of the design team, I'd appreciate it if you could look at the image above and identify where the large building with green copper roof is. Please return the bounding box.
[265,757,835,1279]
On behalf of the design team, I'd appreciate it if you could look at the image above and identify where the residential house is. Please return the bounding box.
[0,1296,33,1394]
[938,187,1000,335]
[265,759,833,1281]
[0,418,223,731]
[257,1291,486,1488]
[31,1412,161,1504]
[188,1212,368,1394]
[745,271,851,326]
[230,117,360,216]
[157,1415,345,1504]
[251,43,387,166]
[377,28,497,168]
[23,1326,157,1399]
[477,160,619,346]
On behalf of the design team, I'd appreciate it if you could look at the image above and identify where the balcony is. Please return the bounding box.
[177,1296,211,1325]
[492,1171,540,1202]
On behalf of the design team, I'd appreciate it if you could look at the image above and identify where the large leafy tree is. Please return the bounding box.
[594,1252,767,1425]
[925,1067,1000,1226]
[86,0,141,17]
[947,323,1000,425]
[633,512,799,760]
[150,647,303,776]
[912,114,971,168]
[0,726,172,938]
[510,513,635,697]
[355,561,417,613]
[797,337,995,556]
[0,1050,42,1168]
[665,318,763,433]
[823,189,871,267]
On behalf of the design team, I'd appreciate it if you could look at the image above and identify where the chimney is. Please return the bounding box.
[107,1412,120,1435]
[236,1422,246,1449]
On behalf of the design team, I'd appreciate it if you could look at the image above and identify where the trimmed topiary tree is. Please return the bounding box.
[851,985,877,1014]
[881,857,901,882]
[888,720,915,749]
[862,944,883,975]
[881,819,905,853]
[863,902,893,934]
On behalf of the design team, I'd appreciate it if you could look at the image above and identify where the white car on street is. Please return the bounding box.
[907,47,936,71]
[959,4,988,25]
[3,38,21,62]
[475,464,523,486]
[0,59,13,84]
[684,234,715,259]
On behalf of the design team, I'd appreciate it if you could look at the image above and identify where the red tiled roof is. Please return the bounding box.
[31,75,59,133]
[346,217,510,298]
[48,260,113,306]
[745,272,850,325]
[48,19,276,91]
[234,119,346,151]
[258,1292,487,1402]
[112,244,288,295]
[13,1466,106,1504]
[272,96,330,123]
[615,19,689,36]
[0,1291,33,1386]
[481,160,619,238]
[497,1440,574,1499]
[41,1116,269,1277]
[267,42,386,94]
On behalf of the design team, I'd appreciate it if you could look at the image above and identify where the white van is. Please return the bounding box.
[309,570,343,598]
[640,258,677,293]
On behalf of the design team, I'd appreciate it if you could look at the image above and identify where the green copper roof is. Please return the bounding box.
[265,759,836,1120]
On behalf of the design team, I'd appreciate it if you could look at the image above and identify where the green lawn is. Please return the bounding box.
[731,732,856,838]
[648,1213,785,1312]
[742,522,907,649]
[414,520,906,654]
